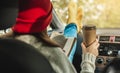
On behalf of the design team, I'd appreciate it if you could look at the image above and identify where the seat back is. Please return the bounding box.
[0,38,55,73]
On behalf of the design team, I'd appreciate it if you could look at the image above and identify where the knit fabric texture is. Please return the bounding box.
[81,53,96,73]
[12,0,52,33]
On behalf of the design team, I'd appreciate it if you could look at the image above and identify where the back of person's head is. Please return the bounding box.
[12,0,53,33]
[102,58,120,73]
[0,0,60,48]
[0,38,55,73]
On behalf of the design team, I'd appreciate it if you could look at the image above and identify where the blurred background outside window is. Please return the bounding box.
[51,0,120,28]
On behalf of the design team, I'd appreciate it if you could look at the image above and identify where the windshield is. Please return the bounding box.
[52,0,120,28]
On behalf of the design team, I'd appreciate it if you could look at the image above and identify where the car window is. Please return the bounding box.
[52,0,120,28]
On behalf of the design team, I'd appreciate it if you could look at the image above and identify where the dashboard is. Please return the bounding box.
[96,28,120,71]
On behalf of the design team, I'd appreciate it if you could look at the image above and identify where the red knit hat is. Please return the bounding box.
[12,0,52,33]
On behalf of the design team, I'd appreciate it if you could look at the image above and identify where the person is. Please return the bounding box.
[65,2,99,73]
[0,0,76,72]
[0,0,83,62]
[0,0,99,73]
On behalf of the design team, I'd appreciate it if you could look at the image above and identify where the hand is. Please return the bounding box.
[81,39,100,56]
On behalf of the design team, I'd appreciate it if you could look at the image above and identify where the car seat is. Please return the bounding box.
[0,38,55,73]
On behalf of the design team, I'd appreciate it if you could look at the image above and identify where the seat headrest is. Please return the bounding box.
[0,0,18,30]
[0,38,55,73]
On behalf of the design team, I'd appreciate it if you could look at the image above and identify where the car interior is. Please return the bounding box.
[51,0,120,73]
[0,0,120,73]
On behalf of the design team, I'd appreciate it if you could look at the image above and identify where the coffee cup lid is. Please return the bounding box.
[82,25,96,30]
